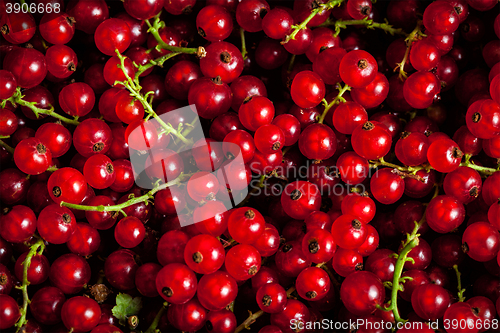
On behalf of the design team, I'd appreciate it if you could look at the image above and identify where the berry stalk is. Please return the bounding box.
[319,17,406,37]
[15,237,46,331]
[282,0,346,44]
[60,173,187,212]
[134,51,181,80]
[318,83,351,124]
[114,51,193,146]
[3,87,80,126]
[380,218,425,323]
[145,302,167,333]
[453,265,466,302]
[145,16,205,56]
[240,27,248,60]
[395,21,425,80]
[0,139,14,154]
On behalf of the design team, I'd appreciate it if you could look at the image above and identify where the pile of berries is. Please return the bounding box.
[0,0,500,332]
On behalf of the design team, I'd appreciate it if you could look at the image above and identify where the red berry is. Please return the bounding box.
[339,50,378,88]
[291,71,326,109]
[156,263,197,304]
[14,138,52,175]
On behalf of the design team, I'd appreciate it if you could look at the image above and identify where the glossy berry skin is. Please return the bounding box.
[0,205,36,244]
[339,50,378,88]
[197,271,238,310]
[0,70,17,100]
[302,228,336,264]
[256,283,287,313]
[365,249,396,282]
[0,12,36,44]
[14,138,52,175]
[270,299,311,333]
[423,1,459,35]
[45,45,78,79]
[411,284,451,321]
[196,5,233,41]
[427,139,463,173]
[29,287,66,325]
[462,222,500,262]
[225,244,262,280]
[350,72,390,109]
[253,224,280,257]
[205,309,237,333]
[332,101,368,135]
[37,204,76,245]
[0,294,20,330]
[331,214,367,249]
[47,167,87,205]
[156,263,197,304]
[403,71,441,109]
[15,251,49,285]
[296,267,330,301]
[370,168,405,205]
[443,167,482,204]
[94,19,131,56]
[228,207,265,244]
[184,234,225,274]
[85,196,118,230]
[489,201,500,230]
[281,181,321,220]
[275,240,312,278]
[123,0,163,20]
[466,99,500,139]
[409,39,441,71]
[104,249,138,291]
[272,114,301,146]
[262,8,293,39]
[114,91,145,124]
[426,195,465,233]
[125,120,158,151]
[39,12,76,45]
[235,0,270,32]
[431,235,465,268]
[357,224,379,257]
[73,119,113,157]
[188,76,232,119]
[200,42,244,84]
[239,96,275,132]
[347,0,372,19]
[35,123,72,158]
[298,123,337,161]
[3,48,47,89]
[291,71,326,109]
[395,132,429,166]
[114,216,145,248]
[83,155,116,190]
[351,121,392,160]
[341,193,376,223]
[340,271,385,316]
[443,302,480,333]
[165,60,203,100]
[0,169,30,206]
[254,124,286,154]
[50,253,91,295]
[67,223,101,257]
[336,152,369,185]
[223,130,255,164]
[134,262,161,298]
[167,296,207,332]
[61,296,101,332]
[103,55,136,86]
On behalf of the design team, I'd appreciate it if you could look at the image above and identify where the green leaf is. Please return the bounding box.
[112,293,143,325]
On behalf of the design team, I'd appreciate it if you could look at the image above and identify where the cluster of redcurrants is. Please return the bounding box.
[1,0,500,332]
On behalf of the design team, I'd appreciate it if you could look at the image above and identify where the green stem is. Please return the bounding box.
[460,160,498,176]
[318,18,406,37]
[453,265,466,302]
[145,17,205,56]
[15,237,45,331]
[61,176,184,212]
[317,83,351,124]
[381,222,422,323]
[145,303,167,333]
[395,21,424,80]
[135,52,181,79]
[282,0,345,44]
[0,139,14,154]
[5,88,80,126]
[114,51,193,146]
[240,27,247,59]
